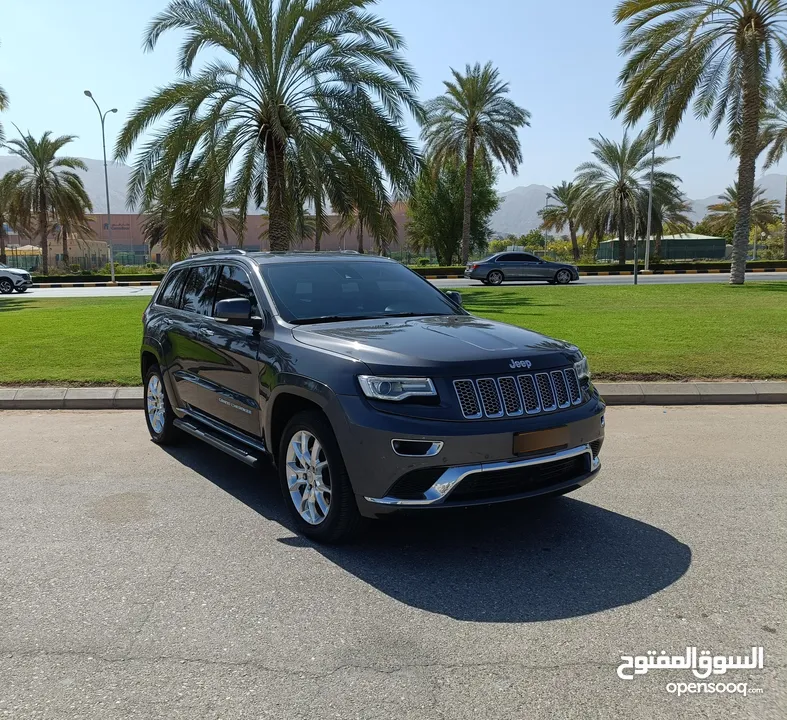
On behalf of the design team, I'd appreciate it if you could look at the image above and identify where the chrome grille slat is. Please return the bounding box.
[535,373,557,412]
[551,370,571,409]
[564,367,582,405]
[453,379,482,419]
[517,375,541,414]
[476,378,504,418]
[498,376,523,416]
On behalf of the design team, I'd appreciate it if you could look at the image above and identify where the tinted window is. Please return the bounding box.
[213,265,259,317]
[158,269,187,308]
[521,253,540,262]
[181,265,219,316]
[496,254,518,262]
[260,260,463,324]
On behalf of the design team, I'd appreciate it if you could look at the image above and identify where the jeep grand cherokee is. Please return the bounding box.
[141,251,605,542]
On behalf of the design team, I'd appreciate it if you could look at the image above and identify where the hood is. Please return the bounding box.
[2,268,29,276]
[292,315,580,374]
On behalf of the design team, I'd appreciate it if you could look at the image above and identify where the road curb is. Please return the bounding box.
[1,382,786,410]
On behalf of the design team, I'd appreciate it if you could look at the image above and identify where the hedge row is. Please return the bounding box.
[409,260,787,276]
[32,273,166,283]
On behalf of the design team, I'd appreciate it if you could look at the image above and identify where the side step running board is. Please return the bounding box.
[174,418,265,467]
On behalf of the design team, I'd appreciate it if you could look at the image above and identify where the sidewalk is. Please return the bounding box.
[1,382,786,410]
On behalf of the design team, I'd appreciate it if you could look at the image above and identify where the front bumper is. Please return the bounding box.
[330,392,605,518]
[11,276,32,288]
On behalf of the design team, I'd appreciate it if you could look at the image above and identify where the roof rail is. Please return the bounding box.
[226,248,246,254]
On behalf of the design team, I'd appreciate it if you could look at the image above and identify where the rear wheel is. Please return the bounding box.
[0,279,13,294]
[278,410,365,543]
[144,365,179,445]
[487,270,504,286]
[555,269,572,285]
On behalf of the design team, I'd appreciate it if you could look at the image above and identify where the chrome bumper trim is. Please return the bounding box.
[365,443,599,506]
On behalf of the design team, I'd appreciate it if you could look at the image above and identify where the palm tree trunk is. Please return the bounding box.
[314,222,321,252]
[569,219,579,261]
[265,134,289,252]
[39,190,48,274]
[62,225,69,267]
[356,218,364,253]
[0,221,6,265]
[730,38,762,285]
[617,195,626,266]
[461,142,475,264]
[783,180,787,260]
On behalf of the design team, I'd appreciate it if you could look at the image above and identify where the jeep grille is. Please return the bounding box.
[453,368,583,419]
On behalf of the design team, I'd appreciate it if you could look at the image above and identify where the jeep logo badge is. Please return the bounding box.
[509,359,532,369]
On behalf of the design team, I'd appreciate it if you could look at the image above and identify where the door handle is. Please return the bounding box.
[198,327,214,337]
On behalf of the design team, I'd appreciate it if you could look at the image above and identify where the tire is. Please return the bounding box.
[486,270,504,286]
[0,278,13,294]
[555,269,573,285]
[278,410,366,543]
[144,364,179,445]
[15,287,28,293]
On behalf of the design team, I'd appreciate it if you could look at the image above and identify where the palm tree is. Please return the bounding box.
[613,0,787,284]
[115,0,422,252]
[0,170,23,265]
[705,183,780,239]
[422,62,530,264]
[575,132,682,265]
[4,130,90,274]
[0,42,8,144]
[760,76,787,259]
[539,182,581,260]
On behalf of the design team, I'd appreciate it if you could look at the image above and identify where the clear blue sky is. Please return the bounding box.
[0,0,768,199]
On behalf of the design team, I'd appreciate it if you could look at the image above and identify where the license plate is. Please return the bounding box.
[513,426,570,455]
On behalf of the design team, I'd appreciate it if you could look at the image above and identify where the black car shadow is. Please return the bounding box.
[164,438,692,623]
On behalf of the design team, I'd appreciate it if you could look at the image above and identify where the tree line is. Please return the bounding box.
[3,0,787,282]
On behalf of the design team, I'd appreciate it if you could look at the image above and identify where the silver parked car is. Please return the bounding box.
[465,252,579,286]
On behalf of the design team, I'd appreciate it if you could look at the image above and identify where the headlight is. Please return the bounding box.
[358,376,436,401]
[574,356,591,381]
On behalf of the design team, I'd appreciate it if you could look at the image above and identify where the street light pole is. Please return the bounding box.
[644,138,656,274]
[84,90,118,283]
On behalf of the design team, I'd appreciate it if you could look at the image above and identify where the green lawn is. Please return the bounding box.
[455,283,787,380]
[1,283,786,385]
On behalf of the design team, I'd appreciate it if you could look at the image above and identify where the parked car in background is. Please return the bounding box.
[141,251,604,543]
[465,252,579,285]
[0,264,32,294]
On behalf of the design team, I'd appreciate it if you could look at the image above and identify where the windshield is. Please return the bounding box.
[260,260,465,324]
[0,263,7,269]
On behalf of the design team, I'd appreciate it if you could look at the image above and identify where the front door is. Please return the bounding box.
[191,264,263,438]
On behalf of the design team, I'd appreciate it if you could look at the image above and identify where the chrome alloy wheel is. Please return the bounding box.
[286,430,331,525]
[146,374,166,434]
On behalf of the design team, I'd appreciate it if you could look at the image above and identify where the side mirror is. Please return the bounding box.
[445,290,463,307]
[215,298,263,330]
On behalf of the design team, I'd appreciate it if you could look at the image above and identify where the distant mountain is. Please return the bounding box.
[0,155,134,214]
[492,173,787,235]
[2,154,785,234]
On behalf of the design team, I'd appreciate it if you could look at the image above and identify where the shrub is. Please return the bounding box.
[68,264,81,273]
[145,262,159,269]
[415,257,431,266]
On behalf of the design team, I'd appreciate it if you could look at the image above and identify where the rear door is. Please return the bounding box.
[494,253,523,280]
[190,263,263,437]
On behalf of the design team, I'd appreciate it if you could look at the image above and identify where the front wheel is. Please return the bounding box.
[486,270,504,286]
[278,410,365,543]
[144,365,179,445]
[0,279,13,294]
[555,269,573,285]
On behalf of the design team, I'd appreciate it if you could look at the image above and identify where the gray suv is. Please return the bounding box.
[465,252,579,285]
[141,251,604,542]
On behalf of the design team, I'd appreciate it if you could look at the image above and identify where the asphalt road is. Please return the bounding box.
[2,270,787,299]
[1,407,784,719]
